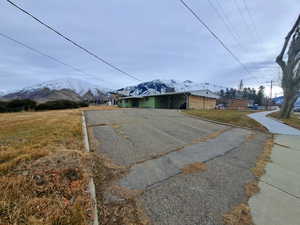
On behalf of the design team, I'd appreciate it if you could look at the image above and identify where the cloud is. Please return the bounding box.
[0,0,299,91]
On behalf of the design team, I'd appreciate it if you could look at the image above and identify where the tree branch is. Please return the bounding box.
[276,14,300,70]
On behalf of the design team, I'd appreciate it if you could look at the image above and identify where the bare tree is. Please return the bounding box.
[276,15,300,118]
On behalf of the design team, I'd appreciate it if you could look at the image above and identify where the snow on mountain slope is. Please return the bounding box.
[18,78,109,96]
[117,79,224,96]
[0,90,7,97]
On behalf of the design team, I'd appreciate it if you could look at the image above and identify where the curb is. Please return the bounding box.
[82,111,99,225]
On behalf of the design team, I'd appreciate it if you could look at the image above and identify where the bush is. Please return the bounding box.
[0,99,37,112]
[36,100,80,111]
[0,99,88,113]
[0,101,8,113]
[78,101,89,107]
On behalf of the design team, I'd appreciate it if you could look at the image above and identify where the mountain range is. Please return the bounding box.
[3,78,296,106]
[116,79,225,96]
[0,78,227,102]
[0,78,108,102]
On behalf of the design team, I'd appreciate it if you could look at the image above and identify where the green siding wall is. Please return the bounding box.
[139,96,156,108]
[155,94,186,109]
[119,94,187,109]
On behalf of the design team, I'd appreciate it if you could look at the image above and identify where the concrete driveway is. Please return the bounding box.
[86,109,268,225]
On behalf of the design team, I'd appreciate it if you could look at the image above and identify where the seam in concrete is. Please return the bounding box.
[274,142,291,149]
[128,127,232,169]
[82,111,99,225]
[260,180,300,200]
[145,171,182,190]
[88,123,108,128]
[144,141,247,191]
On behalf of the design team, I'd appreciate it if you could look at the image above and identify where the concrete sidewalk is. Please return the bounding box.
[248,111,300,225]
[248,110,300,135]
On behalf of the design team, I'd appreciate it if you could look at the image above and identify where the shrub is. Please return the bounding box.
[36,100,80,111]
[78,101,89,107]
[0,101,8,113]
[1,99,37,112]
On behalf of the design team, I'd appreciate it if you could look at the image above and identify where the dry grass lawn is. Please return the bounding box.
[0,105,118,225]
[268,111,300,130]
[185,110,266,131]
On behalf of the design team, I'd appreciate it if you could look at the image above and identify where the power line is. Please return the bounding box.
[206,0,244,51]
[241,0,262,43]
[179,0,251,75]
[232,0,257,42]
[6,0,142,82]
[0,32,106,81]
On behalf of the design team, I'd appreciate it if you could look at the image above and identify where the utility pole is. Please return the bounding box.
[265,80,273,110]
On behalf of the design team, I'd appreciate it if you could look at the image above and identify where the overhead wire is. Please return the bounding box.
[6,0,142,82]
[179,0,257,85]
[0,32,108,82]
[206,0,244,51]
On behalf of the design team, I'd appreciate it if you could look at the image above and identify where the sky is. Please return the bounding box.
[0,0,299,96]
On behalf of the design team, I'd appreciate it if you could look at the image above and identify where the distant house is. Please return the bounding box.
[118,90,219,110]
[226,99,250,110]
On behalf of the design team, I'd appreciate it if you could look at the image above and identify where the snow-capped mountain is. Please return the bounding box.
[117,79,224,96]
[1,78,110,102]
[0,90,7,97]
[19,78,109,96]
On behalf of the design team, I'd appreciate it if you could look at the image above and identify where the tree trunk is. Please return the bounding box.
[280,88,298,118]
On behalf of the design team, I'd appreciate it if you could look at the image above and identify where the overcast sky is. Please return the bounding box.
[0,0,299,96]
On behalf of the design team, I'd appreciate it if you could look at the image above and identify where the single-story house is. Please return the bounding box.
[118,90,219,110]
[226,98,250,110]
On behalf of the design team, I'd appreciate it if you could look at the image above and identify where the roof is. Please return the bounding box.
[189,90,220,99]
[120,89,220,100]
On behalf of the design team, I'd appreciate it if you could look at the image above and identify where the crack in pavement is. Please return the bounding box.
[128,127,233,169]
[117,128,252,190]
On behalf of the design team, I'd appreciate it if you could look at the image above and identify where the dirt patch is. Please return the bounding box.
[181,162,207,174]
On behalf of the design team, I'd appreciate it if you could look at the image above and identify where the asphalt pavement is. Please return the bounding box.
[86,109,268,225]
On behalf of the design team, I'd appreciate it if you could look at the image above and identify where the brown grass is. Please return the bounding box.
[223,204,254,225]
[181,162,207,174]
[185,110,266,131]
[268,111,300,130]
[251,138,273,178]
[0,105,119,225]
